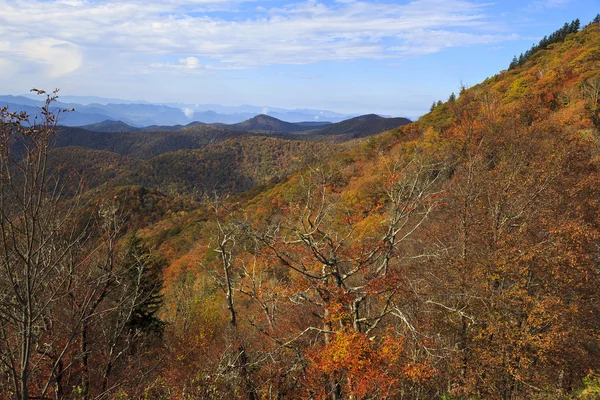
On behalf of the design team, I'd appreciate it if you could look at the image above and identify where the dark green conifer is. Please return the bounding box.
[123,234,165,334]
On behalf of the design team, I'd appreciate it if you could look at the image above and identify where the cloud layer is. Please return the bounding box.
[0,0,514,77]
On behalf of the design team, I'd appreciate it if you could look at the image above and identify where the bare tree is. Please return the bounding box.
[226,151,445,399]
[0,90,163,400]
[203,195,257,400]
[0,89,87,399]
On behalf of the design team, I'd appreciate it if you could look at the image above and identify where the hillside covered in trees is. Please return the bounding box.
[45,113,408,199]
[1,16,600,400]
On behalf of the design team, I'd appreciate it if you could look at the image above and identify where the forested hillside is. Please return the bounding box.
[1,17,600,400]
[149,19,600,399]
[47,112,407,199]
[48,137,336,197]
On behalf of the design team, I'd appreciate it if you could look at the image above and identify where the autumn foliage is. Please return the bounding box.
[2,17,600,400]
[149,20,600,399]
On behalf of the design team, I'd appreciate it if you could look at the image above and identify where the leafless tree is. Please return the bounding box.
[0,89,86,399]
[0,90,163,400]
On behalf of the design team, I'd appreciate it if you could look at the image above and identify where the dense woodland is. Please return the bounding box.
[1,17,600,400]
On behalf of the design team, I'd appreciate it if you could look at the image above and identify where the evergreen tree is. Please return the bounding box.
[122,234,165,334]
[510,19,583,69]
[448,92,456,103]
[569,18,580,33]
[560,22,570,38]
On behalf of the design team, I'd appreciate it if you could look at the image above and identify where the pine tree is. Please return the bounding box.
[122,234,165,334]
[560,22,570,38]
[569,19,580,34]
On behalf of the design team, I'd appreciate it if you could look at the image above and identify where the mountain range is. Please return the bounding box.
[76,113,410,136]
[54,113,411,159]
[0,94,367,127]
[45,111,411,197]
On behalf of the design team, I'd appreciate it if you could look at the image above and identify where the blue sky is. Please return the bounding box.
[0,0,597,118]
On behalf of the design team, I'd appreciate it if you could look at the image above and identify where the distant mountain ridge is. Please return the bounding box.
[78,113,409,137]
[55,113,411,160]
[80,120,207,133]
[0,95,375,127]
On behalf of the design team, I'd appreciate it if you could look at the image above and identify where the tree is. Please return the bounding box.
[205,196,257,400]
[225,145,446,398]
[87,231,165,396]
[0,89,86,399]
[569,18,581,33]
[581,75,600,110]
[0,90,164,399]
[121,234,164,334]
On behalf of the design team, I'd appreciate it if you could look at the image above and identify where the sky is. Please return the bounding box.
[0,0,598,118]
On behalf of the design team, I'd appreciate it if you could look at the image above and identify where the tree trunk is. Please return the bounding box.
[80,324,90,400]
[20,307,31,400]
[54,359,64,400]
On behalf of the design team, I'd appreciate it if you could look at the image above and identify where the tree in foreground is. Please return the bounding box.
[0,90,163,399]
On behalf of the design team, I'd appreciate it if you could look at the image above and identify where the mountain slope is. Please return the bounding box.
[148,20,600,399]
[48,147,144,195]
[307,114,412,138]
[55,125,246,159]
[131,136,337,196]
[48,135,338,198]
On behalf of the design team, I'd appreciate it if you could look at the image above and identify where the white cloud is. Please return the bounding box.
[390,30,518,56]
[21,38,83,77]
[0,35,82,77]
[182,57,200,69]
[182,107,194,118]
[149,56,207,74]
[528,0,571,10]
[0,0,513,76]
